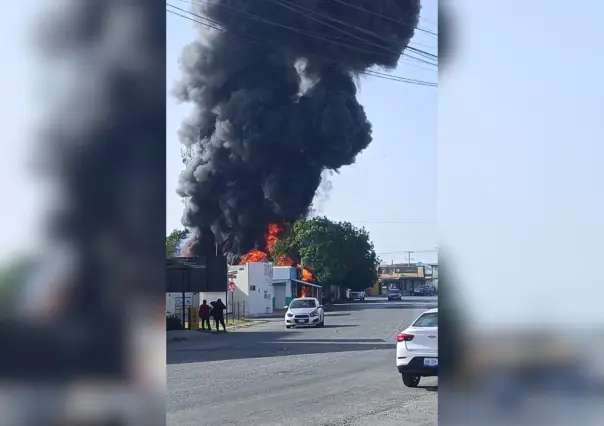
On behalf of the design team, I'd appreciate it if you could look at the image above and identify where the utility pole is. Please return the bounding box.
[405,251,413,266]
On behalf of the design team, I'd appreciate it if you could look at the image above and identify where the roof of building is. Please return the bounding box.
[166,257,207,269]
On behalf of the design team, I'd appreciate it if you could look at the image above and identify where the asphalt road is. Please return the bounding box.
[167,296,438,426]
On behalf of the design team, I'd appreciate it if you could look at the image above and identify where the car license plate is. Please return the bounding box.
[295,319,308,323]
[424,358,438,367]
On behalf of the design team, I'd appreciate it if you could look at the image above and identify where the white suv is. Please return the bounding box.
[396,307,438,387]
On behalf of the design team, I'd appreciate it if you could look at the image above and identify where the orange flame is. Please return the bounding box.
[238,223,314,282]
[300,266,313,282]
[299,285,313,298]
[239,249,270,264]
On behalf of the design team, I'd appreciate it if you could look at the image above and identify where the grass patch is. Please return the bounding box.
[182,318,259,330]
[227,318,253,327]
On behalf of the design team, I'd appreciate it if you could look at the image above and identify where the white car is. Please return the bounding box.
[396,307,438,387]
[284,297,325,328]
[348,290,365,301]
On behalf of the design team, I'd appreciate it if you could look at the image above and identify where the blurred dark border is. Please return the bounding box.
[0,0,167,384]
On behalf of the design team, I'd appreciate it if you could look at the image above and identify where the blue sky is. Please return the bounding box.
[166,2,438,265]
[440,0,604,326]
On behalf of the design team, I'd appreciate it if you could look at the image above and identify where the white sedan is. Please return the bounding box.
[284,297,325,328]
[396,307,438,387]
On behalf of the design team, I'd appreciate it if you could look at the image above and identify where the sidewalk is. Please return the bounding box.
[167,319,267,342]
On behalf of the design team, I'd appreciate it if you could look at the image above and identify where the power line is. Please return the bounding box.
[266,0,437,67]
[166,5,437,87]
[173,0,435,68]
[346,221,436,224]
[173,0,438,59]
[377,249,438,255]
[328,0,438,37]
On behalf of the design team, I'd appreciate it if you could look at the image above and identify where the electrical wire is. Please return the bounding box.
[268,0,436,66]
[173,0,437,68]
[167,5,437,87]
[328,0,438,37]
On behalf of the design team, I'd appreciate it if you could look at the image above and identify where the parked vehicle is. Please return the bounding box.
[284,297,325,328]
[396,308,438,387]
[412,285,436,296]
[387,288,402,301]
[348,290,365,301]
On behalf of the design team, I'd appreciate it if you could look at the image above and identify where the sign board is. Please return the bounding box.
[175,296,192,307]
[228,281,236,292]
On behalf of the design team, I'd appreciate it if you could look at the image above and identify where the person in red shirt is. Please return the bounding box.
[199,300,211,331]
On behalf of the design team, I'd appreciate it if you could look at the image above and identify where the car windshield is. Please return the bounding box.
[290,299,317,309]
[412,312,438,327]
[389,290,400,294]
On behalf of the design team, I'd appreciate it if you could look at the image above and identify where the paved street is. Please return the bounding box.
[167,296,438,426]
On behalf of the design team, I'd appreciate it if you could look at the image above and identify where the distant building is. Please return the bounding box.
[425,263,438,290]
[377,263,437,295]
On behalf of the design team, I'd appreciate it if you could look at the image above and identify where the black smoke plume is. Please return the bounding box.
[175,0,421,257]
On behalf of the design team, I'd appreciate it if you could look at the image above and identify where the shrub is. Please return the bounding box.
[166,313,183,331]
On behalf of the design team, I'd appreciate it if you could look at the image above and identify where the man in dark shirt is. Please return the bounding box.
[210,299,227,332]
[199,300,211,331]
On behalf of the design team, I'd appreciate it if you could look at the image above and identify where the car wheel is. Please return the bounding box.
[286,325,292,329]
[402,374,421,388]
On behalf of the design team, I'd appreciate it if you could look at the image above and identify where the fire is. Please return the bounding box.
[239,223,314,282]
[299,285,313,298]
[300,267,313,282]
[239,249,269,264]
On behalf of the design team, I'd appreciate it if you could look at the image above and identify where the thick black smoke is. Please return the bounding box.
[175,0,421,257]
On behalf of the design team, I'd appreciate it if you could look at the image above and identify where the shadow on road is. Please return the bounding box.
[314,324,357,329]
[419,385,438,392]
[285,338,385,343]
[167,331,395,364]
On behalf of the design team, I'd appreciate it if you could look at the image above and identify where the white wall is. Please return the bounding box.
[229,264,249,314]
[273,266,296,280]
[166,292,200,322]
[228,262,274,316]
[247,262,274,315]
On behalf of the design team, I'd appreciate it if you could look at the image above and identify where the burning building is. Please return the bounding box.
[174,0,422,261]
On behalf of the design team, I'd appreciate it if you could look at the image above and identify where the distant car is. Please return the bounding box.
[348,290,365,301]
[412,285,436,296]
[396,307,438,387]
[387,289,402,301]
[285,297,325,328]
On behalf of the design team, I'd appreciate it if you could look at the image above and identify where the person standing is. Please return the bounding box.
[210,299,227,332]
[199,300,211,331]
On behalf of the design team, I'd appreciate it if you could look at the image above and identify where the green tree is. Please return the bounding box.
[272,217,380,291]
[166,228,189,257]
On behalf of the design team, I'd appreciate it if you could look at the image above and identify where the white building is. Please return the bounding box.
[228,262,275,316]
[272,266,322,309]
